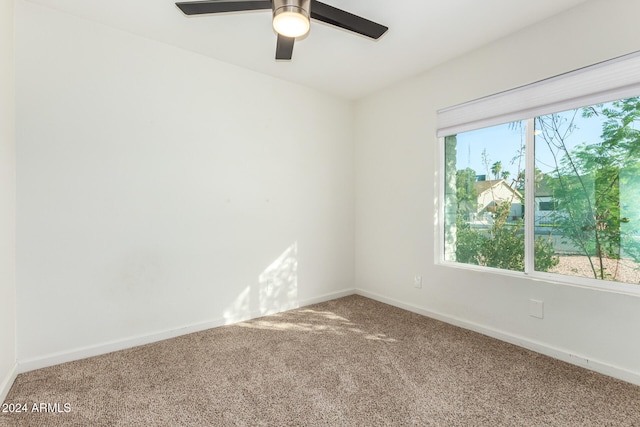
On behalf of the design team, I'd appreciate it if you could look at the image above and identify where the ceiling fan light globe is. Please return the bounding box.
[273,11,309,38]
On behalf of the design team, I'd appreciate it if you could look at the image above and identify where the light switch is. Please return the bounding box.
[413,275,422,289]
[529,299,544,319]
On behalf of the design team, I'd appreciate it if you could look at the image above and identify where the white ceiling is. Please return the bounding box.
[24,0,589,99]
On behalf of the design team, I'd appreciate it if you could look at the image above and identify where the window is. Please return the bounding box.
[538,202,556,212]
[534,99,640,282]
[439,51,640,291]
[443,122,526,272]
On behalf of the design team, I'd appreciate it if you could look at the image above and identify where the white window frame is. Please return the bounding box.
[436,51,640,296]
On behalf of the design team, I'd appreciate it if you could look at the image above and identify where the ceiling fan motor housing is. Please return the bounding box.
[176,0,388,60]
[272,0,311,22]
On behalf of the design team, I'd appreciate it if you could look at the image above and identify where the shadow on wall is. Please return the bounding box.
[223,242,299,324]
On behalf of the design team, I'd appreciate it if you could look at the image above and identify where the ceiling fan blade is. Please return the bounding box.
[275,35,295,60]
[310,0,388,39]
[176,0,272,15]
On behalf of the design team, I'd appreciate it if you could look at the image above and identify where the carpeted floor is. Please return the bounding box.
[1,295,639,426]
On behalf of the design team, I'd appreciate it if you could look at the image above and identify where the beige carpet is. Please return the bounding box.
[1,295,639,426]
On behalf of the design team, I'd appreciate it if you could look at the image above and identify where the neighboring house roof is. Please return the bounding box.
[535,174,555,197]
[474,179,523,201]
[473,179,523,214]
[475,179,501,194]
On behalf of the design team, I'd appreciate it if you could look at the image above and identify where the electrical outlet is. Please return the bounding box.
[529,299,544,319]
[413,275,422,289]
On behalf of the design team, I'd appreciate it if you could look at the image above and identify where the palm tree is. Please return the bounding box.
[491,161,502,180]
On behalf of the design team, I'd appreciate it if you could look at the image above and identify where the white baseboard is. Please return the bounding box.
[18,288,356,374]
[355,288,640,387]
[299,288,355,306]
[0,363,18,404]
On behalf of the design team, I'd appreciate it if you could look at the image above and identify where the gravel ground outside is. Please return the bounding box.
[549,255,640,284]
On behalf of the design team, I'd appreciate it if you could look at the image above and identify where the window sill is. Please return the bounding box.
[437,259,640,297]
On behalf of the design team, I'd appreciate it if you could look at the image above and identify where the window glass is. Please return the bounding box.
[444,122,526,272]
[534,97,640,284]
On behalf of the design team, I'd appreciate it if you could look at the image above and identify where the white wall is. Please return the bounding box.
[15,1,354,367]
[0,0,17,403]
[355,0,640,384]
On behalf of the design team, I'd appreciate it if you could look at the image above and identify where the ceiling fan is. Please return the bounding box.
[175,0,388,60]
